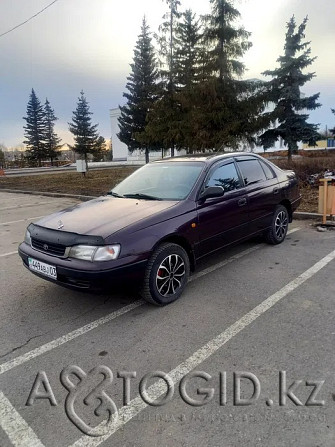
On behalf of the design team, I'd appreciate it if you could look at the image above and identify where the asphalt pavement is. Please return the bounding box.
[0,192,335,447]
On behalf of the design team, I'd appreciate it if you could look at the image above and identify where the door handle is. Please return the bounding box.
[238,198,247,207]
[273,187,279,195]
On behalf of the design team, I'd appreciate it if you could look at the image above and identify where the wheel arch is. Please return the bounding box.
[153,235,196,272]
[280,199,293,222]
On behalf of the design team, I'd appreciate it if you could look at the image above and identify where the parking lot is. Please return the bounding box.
[0,191,335,447]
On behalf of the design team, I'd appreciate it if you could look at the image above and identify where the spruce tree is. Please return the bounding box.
[157,0,181,93]
[187,0,258,151]
[151,0,182,156]
[92,136,107,161]
[175,9,202,89]
[23,89,47,167]
[118,17,159,164]
[203,0,251,81]
[143,9,201,155]
[259,16,321,160]
[68,91,99,168]
[173,9,203,153]
[44,99,61,166]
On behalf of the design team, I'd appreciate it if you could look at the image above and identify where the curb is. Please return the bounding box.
[293,211,326,220]
[3,163,143,176]
[0,188,96,201]
[0,188,329,220]
[293,211,322,220]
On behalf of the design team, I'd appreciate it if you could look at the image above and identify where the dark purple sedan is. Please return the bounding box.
[19,153,301,305]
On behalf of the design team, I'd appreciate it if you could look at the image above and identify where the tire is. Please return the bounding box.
[265,205,289,245]
[141,243,190,306]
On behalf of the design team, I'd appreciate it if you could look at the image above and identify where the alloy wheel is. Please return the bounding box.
[275,210,288,240]
[156,254,186,297]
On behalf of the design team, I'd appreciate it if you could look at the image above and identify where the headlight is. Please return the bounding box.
[69,244,120,262]
[69,245,97,261]
[93,245,121,261]
[24,229,31,246]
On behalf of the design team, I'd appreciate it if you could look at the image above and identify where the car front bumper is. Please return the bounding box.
[18,243,148,291]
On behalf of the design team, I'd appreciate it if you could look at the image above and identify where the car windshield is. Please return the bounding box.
[110,162,205,201]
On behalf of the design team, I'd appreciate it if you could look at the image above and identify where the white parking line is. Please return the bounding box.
[0,301,144,376]
[69,246,335,447]
[0,391,45,447]
[287,227,300,235]
[0,216,45,226]
[0,251,18,258]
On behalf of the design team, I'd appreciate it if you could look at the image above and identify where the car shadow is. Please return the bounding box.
[194,237,264,274]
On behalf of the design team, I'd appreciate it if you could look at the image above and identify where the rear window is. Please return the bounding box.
[259,160,276,179]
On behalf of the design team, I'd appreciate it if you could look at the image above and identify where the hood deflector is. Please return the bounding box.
[28,223,105,246]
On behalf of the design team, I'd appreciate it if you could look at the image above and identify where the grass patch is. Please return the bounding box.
[0,167,139,196]
[274,156,335,213]
[275,156,335,187]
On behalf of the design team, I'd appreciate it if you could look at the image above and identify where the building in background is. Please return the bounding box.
[110,108,185,162]
[302,139,335,150]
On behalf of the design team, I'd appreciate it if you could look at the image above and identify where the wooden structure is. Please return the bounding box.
[318,179,335,224]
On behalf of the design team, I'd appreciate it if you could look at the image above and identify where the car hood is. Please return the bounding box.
[36,196,178,237]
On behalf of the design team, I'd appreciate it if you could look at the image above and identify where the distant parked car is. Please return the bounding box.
[19,153,301,305]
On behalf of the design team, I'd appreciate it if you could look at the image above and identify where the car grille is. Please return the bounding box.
[31,238,66,257]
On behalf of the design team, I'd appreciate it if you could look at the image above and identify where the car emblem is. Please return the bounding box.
[43,244,49,251]
[57,220,64,230]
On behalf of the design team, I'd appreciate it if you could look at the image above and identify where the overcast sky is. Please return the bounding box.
[0,0,334,148]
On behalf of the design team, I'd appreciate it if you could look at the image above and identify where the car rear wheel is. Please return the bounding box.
[265,205,289,245]
[141,243,190,306]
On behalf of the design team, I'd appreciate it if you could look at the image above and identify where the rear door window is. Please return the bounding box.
[237,159,267,186]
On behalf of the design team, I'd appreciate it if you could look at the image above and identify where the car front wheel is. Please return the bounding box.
[265,205,289,245]
[141,243,190,306]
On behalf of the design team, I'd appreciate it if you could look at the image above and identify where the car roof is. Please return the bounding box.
[154,152,261,164]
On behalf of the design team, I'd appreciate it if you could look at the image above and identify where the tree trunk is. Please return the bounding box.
[145,147,149,164]
[84,153,88,177]
[170,3,173,89]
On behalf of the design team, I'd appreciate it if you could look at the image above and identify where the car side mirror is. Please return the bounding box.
[199,186,224,201]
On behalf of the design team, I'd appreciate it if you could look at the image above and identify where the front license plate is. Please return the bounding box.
[28,257,57,280]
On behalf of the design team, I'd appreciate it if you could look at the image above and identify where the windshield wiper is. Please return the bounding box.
[123,193,162,201]
[107,191,124,198]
